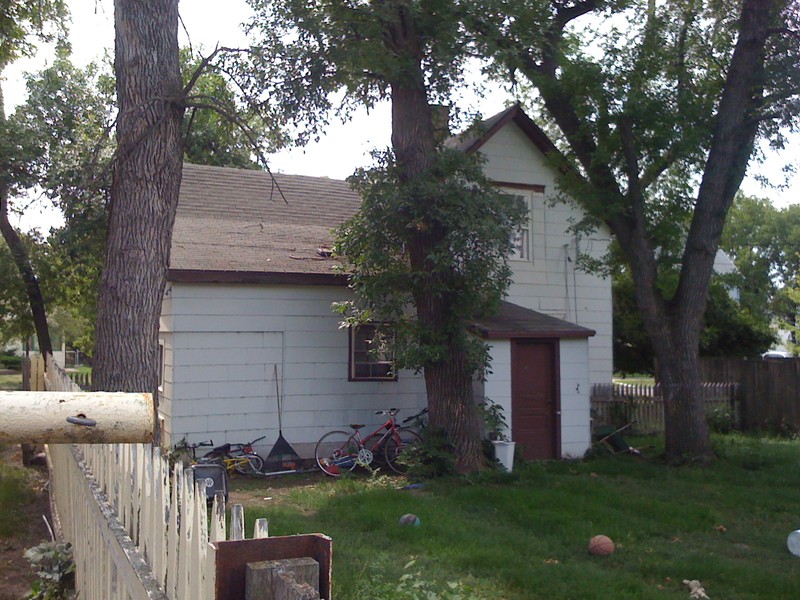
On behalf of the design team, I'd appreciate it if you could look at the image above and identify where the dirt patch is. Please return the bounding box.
[0,446,52,600]
[228,470,329,510]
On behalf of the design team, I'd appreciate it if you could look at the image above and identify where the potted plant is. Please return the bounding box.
[479,398,515,472]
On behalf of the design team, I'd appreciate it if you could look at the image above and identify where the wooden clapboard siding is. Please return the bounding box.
[160,283,428,453]
[558,339,592,457]
[477,121,613,386]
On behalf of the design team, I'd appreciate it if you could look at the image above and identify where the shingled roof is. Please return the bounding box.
[169,163,357,285]
[472,302,595,339]
[171,106,567,286]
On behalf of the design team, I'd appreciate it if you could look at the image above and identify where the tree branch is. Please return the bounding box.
[183,46,250,96]
[184,94,288,203]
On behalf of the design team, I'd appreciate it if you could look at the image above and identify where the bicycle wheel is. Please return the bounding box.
[234,453,264,475]
[315,430,360,477]
[384,428,422,474]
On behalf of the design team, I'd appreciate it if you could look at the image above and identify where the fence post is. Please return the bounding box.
[245,558,320,600]
[231,505,246,541]
[32,353,45,391]
[22,356,30,390]
[254,519,270,540]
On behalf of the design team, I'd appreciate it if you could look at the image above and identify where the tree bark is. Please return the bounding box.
[92,0,184,393]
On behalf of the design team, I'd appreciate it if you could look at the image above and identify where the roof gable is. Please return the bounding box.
[446,104,559,158]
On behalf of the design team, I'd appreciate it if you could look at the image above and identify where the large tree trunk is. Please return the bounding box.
[625,259,714,460]
[647,0,771,462]
[509,0,775,462]
[92,0,184,394]
[0,187,53,357]
[387,12,484,472]
[1,77,52,467]
[0,80,53,358]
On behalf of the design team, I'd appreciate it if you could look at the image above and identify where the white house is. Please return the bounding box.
[158,105,612,461]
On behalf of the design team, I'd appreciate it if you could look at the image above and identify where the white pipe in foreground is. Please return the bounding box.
[0,391,154,444]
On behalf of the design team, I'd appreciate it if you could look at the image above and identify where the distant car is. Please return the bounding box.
[762,351,792,359]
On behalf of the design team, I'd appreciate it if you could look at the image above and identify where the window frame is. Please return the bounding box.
[495,183,544,263]
[508,192,532,262]
[348,323,397,382]
[158,340,165,391]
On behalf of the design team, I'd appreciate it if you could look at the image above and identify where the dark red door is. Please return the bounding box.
[511,340,560,460]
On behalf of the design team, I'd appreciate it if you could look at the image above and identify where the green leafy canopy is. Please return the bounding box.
[334,147,527,374]
[240,0,470,143]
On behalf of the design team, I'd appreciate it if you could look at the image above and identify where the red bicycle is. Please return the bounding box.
[314,409,423,476]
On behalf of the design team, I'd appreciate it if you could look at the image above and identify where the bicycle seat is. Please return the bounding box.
[212,443,231,453]
[350,424,366,430]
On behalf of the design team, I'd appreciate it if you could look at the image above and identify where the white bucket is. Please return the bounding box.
[492,440,516,472]
[788,530,800,557]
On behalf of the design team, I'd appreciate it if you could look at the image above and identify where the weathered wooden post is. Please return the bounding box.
[245,558,320,600]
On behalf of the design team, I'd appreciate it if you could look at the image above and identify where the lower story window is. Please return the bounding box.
[350,324,396,381]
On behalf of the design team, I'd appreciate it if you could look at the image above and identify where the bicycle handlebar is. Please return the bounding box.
[403,408,428,423]
[174,439,214,450]
[374,408,399,416]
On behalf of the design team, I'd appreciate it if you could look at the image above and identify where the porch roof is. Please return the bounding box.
[471,301,595,340]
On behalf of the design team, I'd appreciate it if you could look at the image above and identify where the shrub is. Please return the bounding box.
[706,405,736,434]
[400,428,457,480]
[24,541,75,600]
[0,353,23,371]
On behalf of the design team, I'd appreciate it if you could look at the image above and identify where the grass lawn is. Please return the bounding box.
[235,435,800,599]
[0,372,22,391]
[613,373,656,386]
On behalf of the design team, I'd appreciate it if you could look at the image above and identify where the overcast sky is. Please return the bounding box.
[3,0,797,232]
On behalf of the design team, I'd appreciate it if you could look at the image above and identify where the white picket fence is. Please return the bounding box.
[43,355,224,598]
[48,443,225,599]
[40,355,334,600]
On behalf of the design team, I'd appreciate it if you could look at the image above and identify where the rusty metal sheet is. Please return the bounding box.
[214,534,332,600]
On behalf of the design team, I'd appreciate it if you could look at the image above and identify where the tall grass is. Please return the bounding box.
[241,435,800,599]
[0,451,32,537]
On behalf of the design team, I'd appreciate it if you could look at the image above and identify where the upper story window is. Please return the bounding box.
[349,324,396,381]
[509,193,531,261]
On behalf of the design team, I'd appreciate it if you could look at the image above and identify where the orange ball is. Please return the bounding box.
[588,535,615,556]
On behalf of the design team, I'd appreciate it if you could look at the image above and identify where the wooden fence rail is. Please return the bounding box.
[590,382,738,434]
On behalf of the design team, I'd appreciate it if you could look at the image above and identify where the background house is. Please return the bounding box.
[159,106,612,461]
